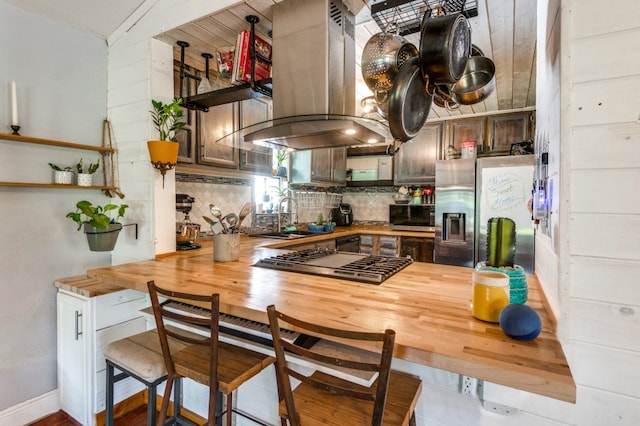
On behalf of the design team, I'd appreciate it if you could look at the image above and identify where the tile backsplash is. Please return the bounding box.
[341,190,398,224]
[177,172,411,232]
[176,173,253,235]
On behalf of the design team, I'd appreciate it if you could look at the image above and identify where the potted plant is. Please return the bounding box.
[49,163,74,185]
[75,158,100,186]
[148,98,187,186]
[307,212,325,233]
[274,149,288,177]
[66,200,129,251]
[270,185,290,212]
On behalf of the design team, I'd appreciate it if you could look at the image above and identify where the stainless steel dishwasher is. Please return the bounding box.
[335,235,361,253]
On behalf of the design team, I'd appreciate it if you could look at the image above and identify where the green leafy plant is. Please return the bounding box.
[66,200,128,231]
[48,163,73,171]
[270,186,289,197]
[275,149,288,166]
[75,158,100,174]
[150,98,187,141]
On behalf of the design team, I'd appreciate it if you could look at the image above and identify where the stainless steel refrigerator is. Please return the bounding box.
[434,159,476,267]
[435,156,535,273]
[475,155,535,274]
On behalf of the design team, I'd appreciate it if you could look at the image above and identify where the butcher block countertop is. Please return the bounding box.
[77,226,575,403]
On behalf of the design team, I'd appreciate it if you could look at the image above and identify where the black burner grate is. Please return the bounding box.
[254,249,413,284]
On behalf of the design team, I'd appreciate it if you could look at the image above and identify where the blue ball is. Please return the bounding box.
[499,304,542,341]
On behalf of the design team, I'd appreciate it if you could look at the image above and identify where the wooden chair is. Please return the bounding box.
[148,281,275,426]
[266,304,422,426]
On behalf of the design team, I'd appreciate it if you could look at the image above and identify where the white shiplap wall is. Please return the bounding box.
[106,0,239,260]
[565,0,640,420]
[532,0,640,424]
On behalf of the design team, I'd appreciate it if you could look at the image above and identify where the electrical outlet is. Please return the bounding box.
[481,400,518,415]
[460,375,478,397]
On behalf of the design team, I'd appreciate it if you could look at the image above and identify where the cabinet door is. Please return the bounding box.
[331,147,347,183]
[448,118,486,154]
[488,113,532,154]
[400,237,434,263]
[311,148,333,182]
[58,292,91,425]
[291,147,346,185]
[199,103,238,168]
[239,99,273,174]
[394,123,442,184]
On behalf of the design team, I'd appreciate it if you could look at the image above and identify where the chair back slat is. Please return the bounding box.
[287,368,376,401]
[281,340,381,371]
[267,304,396,426]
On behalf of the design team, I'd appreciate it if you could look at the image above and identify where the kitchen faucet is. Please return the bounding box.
[278,196,298,230]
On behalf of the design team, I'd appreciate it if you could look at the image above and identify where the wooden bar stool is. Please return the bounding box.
[104,329,183,426]
[266,304,422,426]
[147,281,275,426]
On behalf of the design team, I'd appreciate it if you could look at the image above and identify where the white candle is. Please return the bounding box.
[10,81,18,126]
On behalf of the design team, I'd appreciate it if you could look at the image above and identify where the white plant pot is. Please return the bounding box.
[53,170,73,184]
[77,173,93,186]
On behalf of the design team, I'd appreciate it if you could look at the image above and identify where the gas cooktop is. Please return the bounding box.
[254,248,413,284]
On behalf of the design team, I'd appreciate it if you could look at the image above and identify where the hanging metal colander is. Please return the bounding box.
[361,24,419,95]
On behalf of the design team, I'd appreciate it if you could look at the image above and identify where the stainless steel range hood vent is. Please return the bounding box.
[218,0,391,151]
[232,114,391,151]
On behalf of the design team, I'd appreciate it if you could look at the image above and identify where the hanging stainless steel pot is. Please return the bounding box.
[361,26,419,96]
[419,13,471,85]
[387,56,433,143]
[451,55,496,105]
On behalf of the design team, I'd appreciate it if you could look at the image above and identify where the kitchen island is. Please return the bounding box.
[81,227,575,404]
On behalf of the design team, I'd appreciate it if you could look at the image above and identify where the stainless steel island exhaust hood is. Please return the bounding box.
[219,0,391,151]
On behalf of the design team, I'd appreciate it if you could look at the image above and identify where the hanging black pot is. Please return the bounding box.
[419,13,471,85]
[387,56,433,143]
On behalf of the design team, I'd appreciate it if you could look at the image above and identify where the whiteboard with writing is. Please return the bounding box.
[478,165,533,228]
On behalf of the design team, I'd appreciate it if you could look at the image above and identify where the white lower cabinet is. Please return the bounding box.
[57,287,147,425]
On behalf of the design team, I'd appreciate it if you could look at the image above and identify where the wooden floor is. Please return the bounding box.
[27,406,150,426]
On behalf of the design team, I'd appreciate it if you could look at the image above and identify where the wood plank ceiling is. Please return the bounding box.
[155,0,537,121]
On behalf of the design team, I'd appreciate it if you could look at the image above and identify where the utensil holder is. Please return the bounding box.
[214,233,240,262]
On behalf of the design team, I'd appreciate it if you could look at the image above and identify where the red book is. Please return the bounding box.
[232,30,272,85]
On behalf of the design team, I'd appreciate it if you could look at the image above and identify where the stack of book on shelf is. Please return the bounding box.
[231,30,272,85]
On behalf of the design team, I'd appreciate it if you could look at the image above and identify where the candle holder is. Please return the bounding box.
[10,125,20,136]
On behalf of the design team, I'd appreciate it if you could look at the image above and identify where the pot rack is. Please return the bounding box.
[178,15,272,112]
[370,0,477,36]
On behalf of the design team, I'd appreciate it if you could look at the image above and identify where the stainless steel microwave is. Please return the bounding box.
[389,204,435,232]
